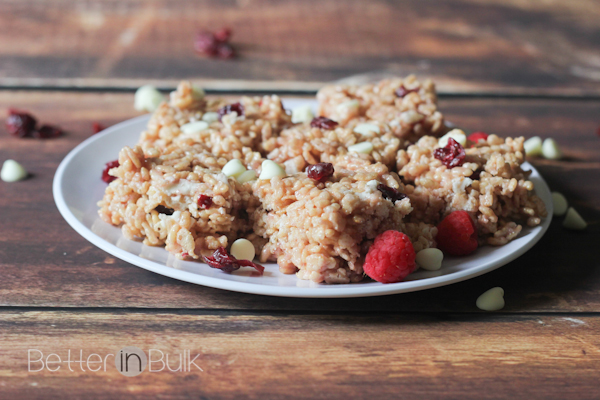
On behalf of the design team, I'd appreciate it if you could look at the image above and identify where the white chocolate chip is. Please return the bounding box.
[336,100,360,113]
[1,159,27,182]
[283,159,301,175]
[291,105,314,124]
[399,110,424,125]
[180,121,209,134]
[542,138,562,160]
[230,238,256,261]
[134,85,165,112]
[237,170,257,184]
[348,142,374,154]
[259,160,286,180]
[452,177,473,194]
[438,129,467,148]
[366,180,379,190]
[563,207,587,230]
[415,248,443,271]
[523,136,543,156]
[353,123,380,135]
[476,287,505,311]
[191,84,205,100]
[202,112,220,124]
[551,192,568,216]
[222,159,246,178]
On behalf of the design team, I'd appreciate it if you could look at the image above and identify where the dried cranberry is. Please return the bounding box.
[306,163,334,183]
[471,168,483,180]
[92,122,105,134]
[194,31,218,56]
[155,205,174,215]
[195,28,235,59]
[377,184,407,203]
[394,86,418,98]
[204,247,264,275]
[101,160,119,183]
[198,194,213,209]
[216,43,235,59]
[33,124,63,139]
[6,109,37,137]
[217,103,244,120]
[433,138,466,168]
[213,28,232,43]
[310,117,338,130]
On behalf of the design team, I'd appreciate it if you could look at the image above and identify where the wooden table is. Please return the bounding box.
[1,1,599,398]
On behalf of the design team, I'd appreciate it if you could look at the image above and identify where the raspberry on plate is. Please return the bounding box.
[363,230,416,283]
[436,210,478,256]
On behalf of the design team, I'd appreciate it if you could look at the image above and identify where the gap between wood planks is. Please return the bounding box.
[2,85,600,101]
[0,307,599,318]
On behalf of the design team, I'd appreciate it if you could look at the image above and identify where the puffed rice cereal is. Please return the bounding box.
[98,78,547,284]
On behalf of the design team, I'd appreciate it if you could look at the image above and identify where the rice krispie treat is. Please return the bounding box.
[316,75,446,143]
[98,143,262,259]
[267,121,401,173]
[98,77,547,285]
[138,81,292,161]
[251,163,435,283]
[397,133,547,245]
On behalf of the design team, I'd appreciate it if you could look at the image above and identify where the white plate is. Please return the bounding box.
[53,99,553,298]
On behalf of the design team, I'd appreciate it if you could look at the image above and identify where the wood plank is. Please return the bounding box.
[0,310,599,399]
[0,91,599,312]
[0,0,600,94]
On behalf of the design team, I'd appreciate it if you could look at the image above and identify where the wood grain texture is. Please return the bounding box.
[1,0,600,94]
[0,91,598,312]
[1,310,599,399]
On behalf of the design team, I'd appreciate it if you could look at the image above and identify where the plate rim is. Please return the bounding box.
[53,112,553,298]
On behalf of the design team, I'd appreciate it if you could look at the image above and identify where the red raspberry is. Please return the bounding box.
[436,210,478,256]
[363,230,416,283]
[468,132,489,146]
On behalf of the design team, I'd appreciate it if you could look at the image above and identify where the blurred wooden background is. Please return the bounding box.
[1,0,600,94]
